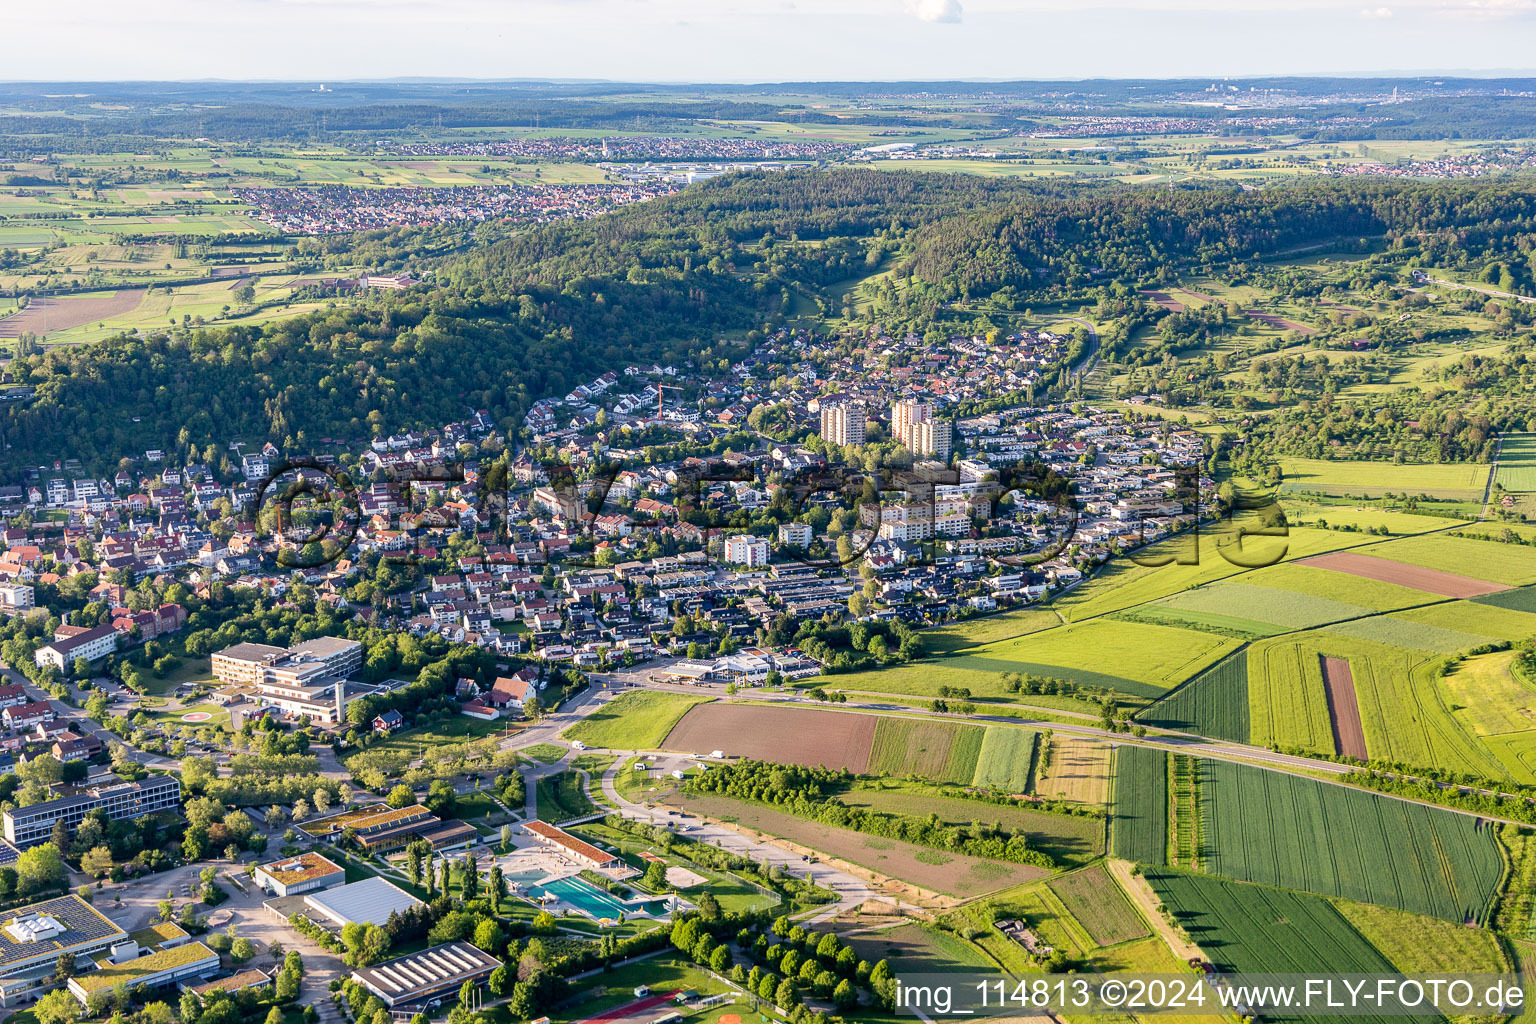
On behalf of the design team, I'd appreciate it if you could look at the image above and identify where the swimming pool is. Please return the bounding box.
[524,875,668,920]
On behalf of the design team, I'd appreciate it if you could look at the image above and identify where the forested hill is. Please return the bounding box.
[5,171,1536,476]
[896,178,1536,300]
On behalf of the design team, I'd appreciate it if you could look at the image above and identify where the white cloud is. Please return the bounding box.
[1359,5,1393,15]
[906,0,963,21]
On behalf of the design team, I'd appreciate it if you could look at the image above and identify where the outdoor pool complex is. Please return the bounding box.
[526,875,667,919]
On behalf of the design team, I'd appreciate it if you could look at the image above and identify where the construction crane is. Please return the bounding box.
[656,383,685,420]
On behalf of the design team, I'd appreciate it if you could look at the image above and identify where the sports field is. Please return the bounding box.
[1199,758,1503,923]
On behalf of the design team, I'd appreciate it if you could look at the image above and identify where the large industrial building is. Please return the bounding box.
[2,775,181,848]
[350,942,501,1011]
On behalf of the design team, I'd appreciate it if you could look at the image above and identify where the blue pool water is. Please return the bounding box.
[524,875,668,919]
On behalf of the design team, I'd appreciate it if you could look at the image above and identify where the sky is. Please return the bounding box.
[8,0,1536,82]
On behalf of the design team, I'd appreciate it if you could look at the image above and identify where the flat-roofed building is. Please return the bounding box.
[254,852,345,897]
[350,941,501,1010]
[210,637,368,724]
[0,896,128,1000]
[67,942,221,1005]
[3,775,181,848]
[301,877,423,929]
[298,802,472,854]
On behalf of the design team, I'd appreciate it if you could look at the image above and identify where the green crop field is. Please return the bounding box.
[1200,758,1503,922]
[1246,629,1509,774]
[1137,649,1250,741]
[1242,561,1441,611]
[1496,434,1536,493]
[564,690,714,749]
[1392,600,1536,642]
[1047,865,1149,947]
[1323,615,1496,653]
[971,726,1038,793]
[867,717,985,784]
[1443,651,1536,784]
[1359,533,1536,586]
[1278,457,1491,500]
[1146,870,1436,1014]
[1473,586,1536,614]
[920,608,1064,653]
[1110,745,1167,866]
[1149,581,1376,633]
[1334,900,1509,976]
[1246,636,1336,753]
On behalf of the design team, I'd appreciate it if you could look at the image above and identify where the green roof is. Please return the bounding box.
[70,942,218,994]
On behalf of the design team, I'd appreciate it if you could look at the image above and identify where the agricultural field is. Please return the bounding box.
[1473,585,1536,614]
[1333,900,1509,976]
[867,717,984,783]
[568,690,715,749]
[1199,758,1503,923]
[1443,651,1536,783]
[970,726,1037,793]
[1298,549,1508,598]
[1137,650,1250,741]
[1140,581,1376,635]
[1051,522,1412,625]
[833,617,1239,701]
[918,608,1063,653]
[1322,614,1496,654]
[672,791,1049,897]
[1356,533,1536,587]
[1034,736,1111,806]
[1045,865,1149,947]
[1393,600,1536,642]
[1496,434,1536,493]
[1228,560,1439,610]
[1278,457,1491,501]
[844,922,995,974]
[661,703,875,771]
[1145,871,1433,1000]
[1109,745,1167,866]
[835,785,1106,868]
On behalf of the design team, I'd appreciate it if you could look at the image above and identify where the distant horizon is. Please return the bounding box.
[3,70,1536,86]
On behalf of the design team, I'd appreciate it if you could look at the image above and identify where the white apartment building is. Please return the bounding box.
[724,534,769,567]
[777,522,812,547]
[0,584,33,614]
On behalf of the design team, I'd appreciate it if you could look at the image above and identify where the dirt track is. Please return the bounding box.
[664,702,876,772]
[1319,656,1368,761]
[1297,550,1508,598]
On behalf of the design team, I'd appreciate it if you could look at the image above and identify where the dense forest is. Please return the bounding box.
[10,172,1536,475]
